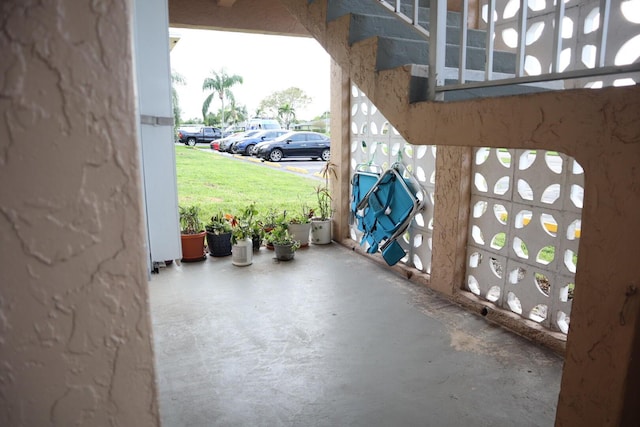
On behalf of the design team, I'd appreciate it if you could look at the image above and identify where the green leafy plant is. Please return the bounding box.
[179,205,204,234]
[288,202,314,224]
[262,208,290,230]
[249,219,264,240]
[230,202,258,244]
[314,161,337,220]
[264,222,300,251]
[205,211,232,234]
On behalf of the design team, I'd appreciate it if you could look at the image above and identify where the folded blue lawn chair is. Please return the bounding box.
[351,162,425,266]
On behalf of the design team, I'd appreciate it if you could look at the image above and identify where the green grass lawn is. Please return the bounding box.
[175,146,319,222]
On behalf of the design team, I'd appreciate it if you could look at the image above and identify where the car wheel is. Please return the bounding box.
[245,144,256,156]
[321,149,331,161]
[269,149,283,162]
[187,137,197,147]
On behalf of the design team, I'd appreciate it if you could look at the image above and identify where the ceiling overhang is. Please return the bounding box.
[216,0,237,6]
[169,0,309,37]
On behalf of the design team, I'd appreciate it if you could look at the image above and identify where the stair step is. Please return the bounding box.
[396,4,492,50]
[306,0,560,104]
[348,13,423,44]
[326,0,393,22]
[398,2,462,27]
[347,13,487,48]
[373,36,517,74]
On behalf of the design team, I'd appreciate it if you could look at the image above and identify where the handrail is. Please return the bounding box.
[378,0,640,101]
[435,63,640,92]
[429,0,446,100]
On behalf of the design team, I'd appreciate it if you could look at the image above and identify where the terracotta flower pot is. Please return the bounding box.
[181,231,206,262]
[264,226,275,250]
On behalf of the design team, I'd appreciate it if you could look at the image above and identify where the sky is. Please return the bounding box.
[169,28,331,123]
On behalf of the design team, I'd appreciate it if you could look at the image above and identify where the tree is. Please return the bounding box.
[182,117,203,125]
[258,87,311,119]
[253,107,265,118]
[171,71,186,126]
[231,103,248,125]
[225,92,248,125]
[202,68,243,128]
[203,112,218,127]
[278,103,296,129]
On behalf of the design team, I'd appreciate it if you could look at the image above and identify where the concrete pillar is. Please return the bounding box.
[622,307,640,425]
[430,146,472,296]
[0,1,159,425]
[555,149,640,427]
[330,58,351,241]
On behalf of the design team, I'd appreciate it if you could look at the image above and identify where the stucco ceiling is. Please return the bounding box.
[169,0,308,36]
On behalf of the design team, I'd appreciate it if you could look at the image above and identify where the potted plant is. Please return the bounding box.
[229,203,258,266]
[262,208,282,250]
[287,203,313,247]
[179,205,206,261]
[265,222,300,261]
[250,219,264,250]
[311,161,337,244]
[205,211,232,257]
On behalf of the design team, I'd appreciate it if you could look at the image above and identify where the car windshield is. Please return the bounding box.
[241,130,260,138]
[230,131,252,140]
[273,132,297,142]
[251,131,269,138]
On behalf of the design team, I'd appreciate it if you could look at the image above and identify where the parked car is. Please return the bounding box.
[178,126,222,146]
[221,124,246,138]
[230,129,289,155]
[254,131,330,162]
[216,130,261,152]
[245,118,282,130]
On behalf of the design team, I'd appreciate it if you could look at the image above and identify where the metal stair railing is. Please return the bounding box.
[378,0,640,101]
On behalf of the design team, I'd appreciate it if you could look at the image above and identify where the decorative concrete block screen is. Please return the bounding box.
[348,85,583,334]
[466,148,584,333]
[348,85,435,273]
[481,0,640,88]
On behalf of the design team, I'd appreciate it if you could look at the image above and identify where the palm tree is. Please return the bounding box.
[235,105,248,124]
[278,103,296,129]
[202,69,243,128]
[225,93,249,125]
[171,71,186,127]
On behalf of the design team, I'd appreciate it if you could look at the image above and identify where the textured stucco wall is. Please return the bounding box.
[0,1,159,425]
[169,0,309,36]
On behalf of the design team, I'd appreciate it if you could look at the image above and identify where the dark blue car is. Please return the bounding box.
[231,129,289,156]
[254,131,331,162]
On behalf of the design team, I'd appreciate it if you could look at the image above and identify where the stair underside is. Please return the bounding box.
[278,0,563,142]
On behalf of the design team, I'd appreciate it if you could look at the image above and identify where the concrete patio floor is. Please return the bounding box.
[149,243,563,426]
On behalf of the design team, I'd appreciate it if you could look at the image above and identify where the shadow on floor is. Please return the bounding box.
[149,243,562,426]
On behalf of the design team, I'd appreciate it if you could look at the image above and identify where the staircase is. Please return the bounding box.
[327,0,528,98]
[279,0,559,143]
